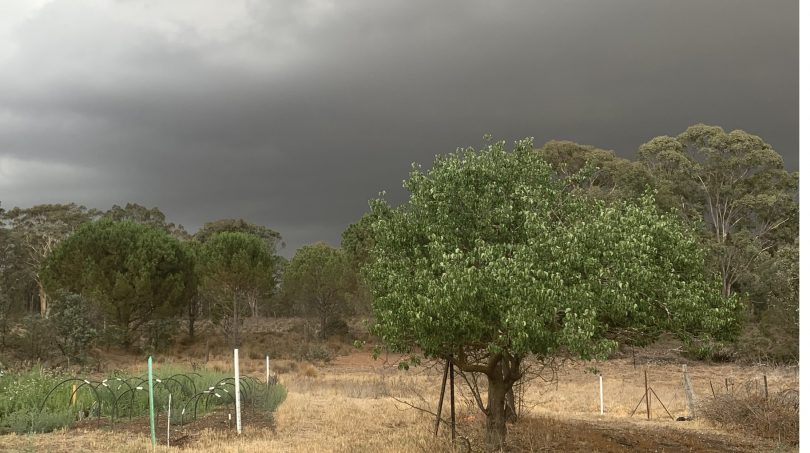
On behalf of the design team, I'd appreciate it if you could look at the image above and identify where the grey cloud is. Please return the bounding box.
[0,0,798,256]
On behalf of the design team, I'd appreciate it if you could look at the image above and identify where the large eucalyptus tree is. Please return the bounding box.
[638,124,798,298]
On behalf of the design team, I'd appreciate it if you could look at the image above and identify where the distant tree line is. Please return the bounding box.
[0,124,798,364]
[0,203,361,362]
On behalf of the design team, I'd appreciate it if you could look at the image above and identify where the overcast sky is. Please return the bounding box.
[0,0,798,256]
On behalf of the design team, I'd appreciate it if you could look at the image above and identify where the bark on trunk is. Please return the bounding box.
[188,316,195,341]
[505,387,518,422]
[187,299,197,341]
[485,374,508,450]
[38,283,48,319]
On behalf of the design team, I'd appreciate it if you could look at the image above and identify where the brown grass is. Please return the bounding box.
[298,363,319,378]
[1,328,799,452]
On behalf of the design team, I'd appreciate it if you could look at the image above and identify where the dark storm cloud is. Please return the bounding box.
[0,0,798,255]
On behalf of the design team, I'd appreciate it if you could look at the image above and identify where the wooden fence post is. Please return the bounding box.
[449,356,456,442]
[682,365,696,419]
[433,359,450,436]
[764,375,769,400]
[644,369,650,420]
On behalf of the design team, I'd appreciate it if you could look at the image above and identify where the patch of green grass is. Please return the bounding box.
[0,364,286,433]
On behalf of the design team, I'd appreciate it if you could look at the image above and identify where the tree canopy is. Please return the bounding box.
[199,231,280,347]
[640,124,798,292]
[42,220,196,348]
[103,202,189,239]
[2,203,98,317]
[364,138,740,448]
[195,218,283,252]
[536,140,653,200]
[280,243,353,338]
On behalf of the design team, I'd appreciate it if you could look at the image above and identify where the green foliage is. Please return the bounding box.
[49,293,97,363]
[280,243,352,338]
[256,382,287,413]
[103,202,189,239]
[295,343,334,363]
[365,137,741,447]
[42,220,197,349]
[3,409,75,434]
[639,124,797,292]
[0,225,33,326]
[536,140,654,200]
[0,367,80,434]
[18,315,55,361]
[195,218,283,253]
[2,203,98,317]
[341,214,376,315]
[0,366,286,434]
[366,138,738,362]
[141,318,179,354]
[342,214,376,269]
[200,232,280,347]
[201,232,279,293]
[639,124,798,363]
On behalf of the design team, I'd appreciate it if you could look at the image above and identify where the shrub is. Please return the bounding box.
[700,390,799,446]
[17,315,56,361]
[683,337,736,362]
[3,409,75,434]
[50,293,97,363]
[321,317,350,338]
[256,383,287,412]
[0,365,288,434]
[141,318,178,353]
[296,343,333,363]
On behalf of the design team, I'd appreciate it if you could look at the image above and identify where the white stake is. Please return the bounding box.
[266,355,270,387]
[599,374,605,415]
[167,393,171,447]
[234,348,242,434]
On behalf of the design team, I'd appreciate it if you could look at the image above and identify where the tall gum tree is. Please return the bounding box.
[340,213,376,315]
[536,140,654,200]
[364,138,740,449]
[103,203,189,239]
[638,124,798,299]
[3,204,98,318]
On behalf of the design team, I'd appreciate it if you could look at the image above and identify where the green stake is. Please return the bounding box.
[148,356,156,447]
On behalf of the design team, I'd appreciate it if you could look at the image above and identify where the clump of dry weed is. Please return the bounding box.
[700,389,799,446]
[298,363,318,378]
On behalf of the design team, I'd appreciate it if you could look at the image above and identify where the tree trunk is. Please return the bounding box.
[485,373,509,450]
[187,298,197,341]
[505,387,518,422]
[319,313,329,339]
[188,315,195,342]
[38,282,48,319]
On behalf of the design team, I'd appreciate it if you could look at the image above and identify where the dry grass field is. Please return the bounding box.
[0,320,799,452]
